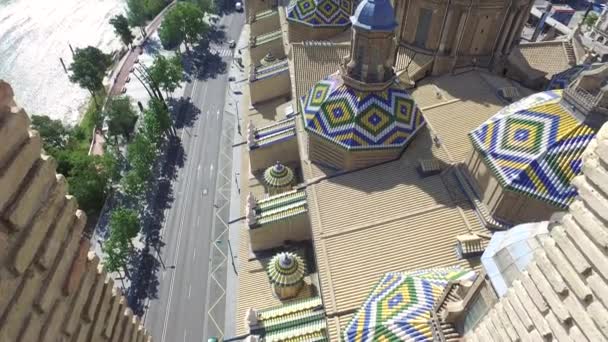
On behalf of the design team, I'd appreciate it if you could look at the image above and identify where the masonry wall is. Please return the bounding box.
[0,80,151,342]
[250,38,286,65]
[249,71,291,105]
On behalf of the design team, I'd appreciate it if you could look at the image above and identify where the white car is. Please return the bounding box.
[235,2,243,11]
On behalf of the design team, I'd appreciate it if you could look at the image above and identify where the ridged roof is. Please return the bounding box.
[252,297,328,341]
[253,57,289,81]
[267,252,306,287]
[287,0,354,27]
[469,90,596,208]
[344,267,477,341]
[264,162,295,188]
[302,72,424,150]
[254,189,308,226]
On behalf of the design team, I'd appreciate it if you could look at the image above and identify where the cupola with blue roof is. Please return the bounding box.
[350,0,397,32]
[301,0,424,170]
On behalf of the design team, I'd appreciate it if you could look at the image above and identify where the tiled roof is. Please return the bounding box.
[343,267,477,341]
[254,118,297,148]
[256,9,278,21]
[258,297,323,320]
[253,58,289,81]
[291,42,351,101]
[469,90,596,208]
[547,64,591,90]
[302,127,491,340]
[287,0,354,27]
[301,72,424,150]
[267,252,306,287]
[254,189,308,226]
[253,30,283,46]
[465,121,608,341]
[509,41,572,78]
[264,162,295,187]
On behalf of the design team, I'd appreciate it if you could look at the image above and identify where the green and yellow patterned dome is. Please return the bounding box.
[287,0,354,27]
[267,252,306,287]
[263,162,295,188]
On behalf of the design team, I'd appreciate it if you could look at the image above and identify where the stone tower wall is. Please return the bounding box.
[0,80,151,342]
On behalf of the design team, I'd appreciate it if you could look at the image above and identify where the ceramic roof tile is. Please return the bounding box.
[287,0,354,27]
[253,58,289,81]
[469,90,596,207]
[466,123,608,341]
[510,41,572,78]
[301,72,424,150]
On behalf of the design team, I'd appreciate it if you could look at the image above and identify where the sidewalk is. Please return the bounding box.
[108,1,177,97]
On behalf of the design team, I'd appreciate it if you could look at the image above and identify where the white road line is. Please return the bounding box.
[183,330,188,342]
[216,109,220,120]
[188,284,191,298]
[193,248,196,260]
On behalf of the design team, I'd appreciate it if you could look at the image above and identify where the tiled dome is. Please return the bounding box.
[267,252,306,287]
[301,73,424,150]
[469,90,596,207]
[287,0,354,27]
[263,162,295,188]
[351,0,397,32]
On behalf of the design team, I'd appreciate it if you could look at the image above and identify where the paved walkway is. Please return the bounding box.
[109,1,176,97]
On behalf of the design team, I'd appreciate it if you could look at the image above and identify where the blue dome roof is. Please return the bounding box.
[350,0,397,32]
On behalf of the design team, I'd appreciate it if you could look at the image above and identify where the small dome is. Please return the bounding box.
[263,162,295,188]
[261,52,277,66]
[287,0,353,27]
[351,0,397,32]
[267,252,306,287]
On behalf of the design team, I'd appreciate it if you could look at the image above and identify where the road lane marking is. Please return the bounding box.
[184,330,188,342]
[188,284,191,298]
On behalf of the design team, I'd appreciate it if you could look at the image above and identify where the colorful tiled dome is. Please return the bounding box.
[301,73,424,150]
[263,162,295,188]
[343,267,476,341]
[267,252,306,287]
[469,90,596,208]
[351,0,397,32]
[287,0,354,27]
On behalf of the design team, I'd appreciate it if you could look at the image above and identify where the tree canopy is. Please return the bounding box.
[106,96,139,141]
[69,46,112,95]
[584,12,599,28]
[110,14,135,47]
[148,54,184,96]
[159,2,208,50]
[141,98,172,146]
[186,0,215,14]
[30,115,69,153]
[66,153,117,215]
[110,208,141,241]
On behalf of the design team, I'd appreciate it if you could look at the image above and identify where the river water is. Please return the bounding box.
[0,0,124,124]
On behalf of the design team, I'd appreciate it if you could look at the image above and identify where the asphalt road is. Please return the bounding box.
[144,11,245,342]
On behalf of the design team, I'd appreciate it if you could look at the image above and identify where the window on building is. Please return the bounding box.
[415,8,433,48]
[462,291,492,333]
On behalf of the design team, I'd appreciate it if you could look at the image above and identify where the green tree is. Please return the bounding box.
[126,0,148,37]
[110,14,135,47]
[67,153,115,215]
[68,47,112,106]
[142,98,172,145]
[148,54,184,98]
[584,12,599,28]
[110,208,141,243]
[103,232,130,279]
[127,133,156,177]
[159,3,208,51]
[186,0,214,14]
[30,115,69,153]
[106,96,138,142]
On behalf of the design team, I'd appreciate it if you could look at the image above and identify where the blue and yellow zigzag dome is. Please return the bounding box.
[287,0,354,27]
[469,90,596,208]
[301,73,425,150]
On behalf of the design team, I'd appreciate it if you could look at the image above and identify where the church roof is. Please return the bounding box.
[264,162,295,188]
[351,0,397,32]
[267,252,306,287]
[343,267,477,341]
[469,90,596,208]
[547,64,591,90]
[301,73,424,150]
[287,0,354,27]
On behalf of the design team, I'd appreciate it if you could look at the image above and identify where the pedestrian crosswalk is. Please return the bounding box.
[209,47,233,57]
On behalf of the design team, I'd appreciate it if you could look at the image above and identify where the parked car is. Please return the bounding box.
[228,40,236,48]
[235,2,243,11]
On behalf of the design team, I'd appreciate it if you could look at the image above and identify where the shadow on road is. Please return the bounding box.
[126,124,186,314]
[169,97,202,130]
